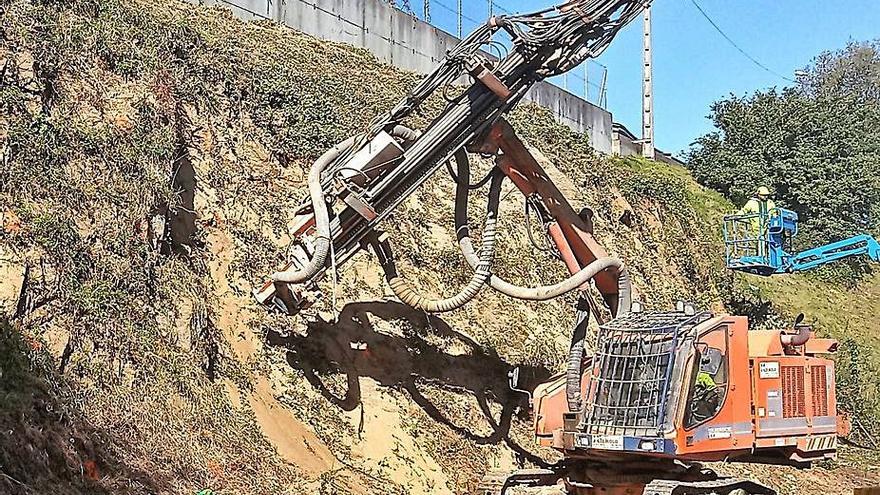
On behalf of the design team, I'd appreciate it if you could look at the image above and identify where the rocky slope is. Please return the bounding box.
[0,0,878,494]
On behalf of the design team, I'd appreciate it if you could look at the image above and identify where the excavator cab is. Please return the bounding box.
[568,306,747,459]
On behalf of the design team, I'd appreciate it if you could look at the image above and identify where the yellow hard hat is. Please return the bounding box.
[756,186,771,197]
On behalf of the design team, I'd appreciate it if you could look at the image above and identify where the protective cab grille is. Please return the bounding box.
[580,311,711,437]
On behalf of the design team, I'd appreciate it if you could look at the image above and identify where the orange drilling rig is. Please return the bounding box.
[255,1,850,493]
[519,310,846,494]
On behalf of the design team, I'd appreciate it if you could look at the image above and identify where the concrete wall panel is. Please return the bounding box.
[363,1,394,65]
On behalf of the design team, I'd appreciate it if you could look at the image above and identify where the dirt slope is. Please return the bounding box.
[0,0,878,494]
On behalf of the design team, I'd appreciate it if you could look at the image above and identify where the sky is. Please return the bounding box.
[420,0,880,156]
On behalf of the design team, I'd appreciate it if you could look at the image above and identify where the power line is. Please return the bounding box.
[687,0,798,84]
[491,1,513,15]
[432,0,482,26]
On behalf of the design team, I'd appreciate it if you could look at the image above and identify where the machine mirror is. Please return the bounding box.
[508,367,521,390]
[794,313,805,326]
[507,367,533,405]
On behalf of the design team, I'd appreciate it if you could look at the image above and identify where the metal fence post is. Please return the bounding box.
[584,65,589,101]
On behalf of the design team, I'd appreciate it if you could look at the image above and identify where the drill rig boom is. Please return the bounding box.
[254,0,646,315]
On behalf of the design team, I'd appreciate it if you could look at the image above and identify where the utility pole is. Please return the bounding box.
[641,4,655,160]
[457,0,462,37]
[424,0,430,22]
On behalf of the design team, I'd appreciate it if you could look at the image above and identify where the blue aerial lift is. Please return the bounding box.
[723,207,880,276]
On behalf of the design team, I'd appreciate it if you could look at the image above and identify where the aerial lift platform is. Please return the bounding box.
[723,207,880,276]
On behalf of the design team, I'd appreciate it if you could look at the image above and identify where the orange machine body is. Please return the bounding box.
[533,315,844,467]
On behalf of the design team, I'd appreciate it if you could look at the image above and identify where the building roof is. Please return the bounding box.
[611,122,687,168]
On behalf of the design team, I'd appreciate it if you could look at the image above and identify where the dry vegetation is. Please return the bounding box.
[0,0,878,494]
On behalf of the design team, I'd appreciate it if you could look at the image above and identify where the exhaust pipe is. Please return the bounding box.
[780,313,812,347]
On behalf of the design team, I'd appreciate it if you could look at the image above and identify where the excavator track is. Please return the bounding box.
[475,470,776,495]
[643,478,776,495]
[475,469,508,494]
[475,469,563,495]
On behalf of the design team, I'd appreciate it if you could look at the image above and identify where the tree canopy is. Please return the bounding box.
[687,40,880,278]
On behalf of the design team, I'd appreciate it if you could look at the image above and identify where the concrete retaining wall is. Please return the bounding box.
[197,0,613,152]
[612,124,642,157]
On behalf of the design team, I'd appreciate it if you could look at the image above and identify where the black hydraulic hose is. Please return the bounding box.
[272,136,358,284]
[382,166,504,313]
[566,297,591,413]
[566,274,634,416]
[453,151,632,312]
[445,159,496,190]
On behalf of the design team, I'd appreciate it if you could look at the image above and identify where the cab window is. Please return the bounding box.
[685,325,729,429]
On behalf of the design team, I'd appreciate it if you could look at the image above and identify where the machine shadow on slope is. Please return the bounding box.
[266,300,554,466]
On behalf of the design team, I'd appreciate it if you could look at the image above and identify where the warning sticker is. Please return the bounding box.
[759,361,780,379]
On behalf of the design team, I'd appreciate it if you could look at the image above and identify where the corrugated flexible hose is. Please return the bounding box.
[450,150,632,413]
[271,135,359,284]
[383,167,504,312]
[566,298,592,414]
[453,150,632,310]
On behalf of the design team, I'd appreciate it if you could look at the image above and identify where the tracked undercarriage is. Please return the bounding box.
[476,460,776,495]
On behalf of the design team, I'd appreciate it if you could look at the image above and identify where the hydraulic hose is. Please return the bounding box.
[390,124,421,143]
[450,151,632,413]
[382,167,504,313]
[272,136,358,284]
[453,151,632,314]
[272,126,421,285]
[566,297,591,413]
